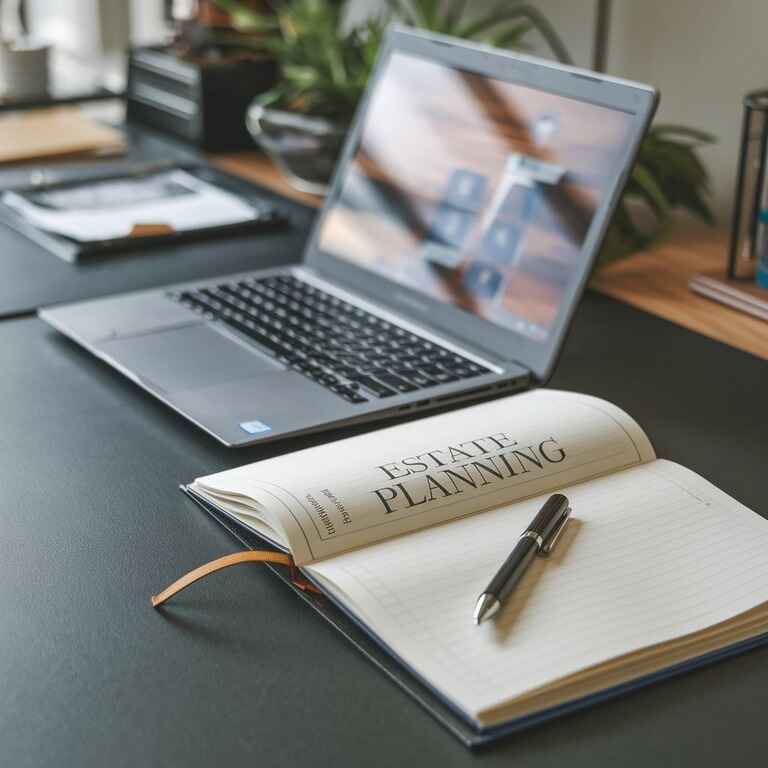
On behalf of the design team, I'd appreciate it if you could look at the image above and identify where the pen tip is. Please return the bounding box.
[473,594,500,625]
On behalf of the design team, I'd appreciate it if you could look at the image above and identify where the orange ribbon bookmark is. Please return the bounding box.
[151,550,319,608]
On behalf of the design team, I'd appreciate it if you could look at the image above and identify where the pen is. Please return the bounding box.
[474,493,571,624]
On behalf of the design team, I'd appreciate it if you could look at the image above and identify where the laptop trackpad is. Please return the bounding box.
[98,323,281,394]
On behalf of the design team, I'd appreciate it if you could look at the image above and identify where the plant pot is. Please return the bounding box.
[246,104,346,195]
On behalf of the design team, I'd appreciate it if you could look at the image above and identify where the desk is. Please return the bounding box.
[0,127,316,319]
[1,293,766,766]
[212,152,768,362]
[592,227,768,361]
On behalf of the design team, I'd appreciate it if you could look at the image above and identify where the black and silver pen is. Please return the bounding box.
[474,494,571,625]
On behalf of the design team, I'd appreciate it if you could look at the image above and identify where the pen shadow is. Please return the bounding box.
[492,517,584,643]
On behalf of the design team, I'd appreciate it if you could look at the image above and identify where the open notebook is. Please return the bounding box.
[175,390,768,742]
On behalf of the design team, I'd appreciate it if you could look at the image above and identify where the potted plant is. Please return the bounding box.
[236,0,385,193]
[219,0,715,257]
[606,124,715,260]
[218,0,569,193]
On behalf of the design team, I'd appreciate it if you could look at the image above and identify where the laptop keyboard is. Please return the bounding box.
[169,274,492,404]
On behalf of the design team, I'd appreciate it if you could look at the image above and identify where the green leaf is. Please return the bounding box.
[457,7,522,39]
[391,0,433,27]
[489,22,532,49]
[628,127,716,229]
[283,64,320,87]
[417,0,441,27]
[650,124,717,144]
[628,163,671,218]
[456,5,572,63]
[212,0,280,33]
[442,0,470,34]
[386,0,414,24]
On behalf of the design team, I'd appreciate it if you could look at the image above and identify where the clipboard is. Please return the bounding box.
[0,163,289,263]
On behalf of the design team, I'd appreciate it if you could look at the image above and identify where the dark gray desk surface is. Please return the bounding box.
[1,292,766,767]
[0,125,316,319]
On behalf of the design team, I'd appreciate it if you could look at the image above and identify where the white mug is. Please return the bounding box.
[0,38,50,102]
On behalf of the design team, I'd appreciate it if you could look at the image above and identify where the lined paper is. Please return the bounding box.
[307,460,768,720]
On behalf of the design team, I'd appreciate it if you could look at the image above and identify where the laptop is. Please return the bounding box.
[40,28,658,448]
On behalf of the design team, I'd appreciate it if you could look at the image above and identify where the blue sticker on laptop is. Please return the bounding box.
[239,419,272,435]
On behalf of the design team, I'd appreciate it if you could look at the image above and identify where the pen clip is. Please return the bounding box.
[540,507,571,556]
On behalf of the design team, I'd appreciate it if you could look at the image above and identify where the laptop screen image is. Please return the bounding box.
[315,50,636,344]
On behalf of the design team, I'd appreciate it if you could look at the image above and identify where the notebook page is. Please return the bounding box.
[193,390,655,564]
[305,460,768,721]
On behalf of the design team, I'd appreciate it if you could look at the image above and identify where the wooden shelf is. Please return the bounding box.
[591,227,768,361]
[211,151,324,209]
[210,151,768,361]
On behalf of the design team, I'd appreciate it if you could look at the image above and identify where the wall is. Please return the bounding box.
[24,0,131,89]
[130,0,169,46]
[25,0,130,57]
[609,0,768,220]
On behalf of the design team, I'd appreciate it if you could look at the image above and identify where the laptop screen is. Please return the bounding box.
[315,50,636,343]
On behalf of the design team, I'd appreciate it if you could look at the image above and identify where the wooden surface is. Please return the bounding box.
[212,151,325,209]
[0,107,125,164]
[210,151,768,361]
[592,227,768,361]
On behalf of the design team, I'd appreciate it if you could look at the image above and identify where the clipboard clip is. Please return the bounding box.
[129,222,176,238]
